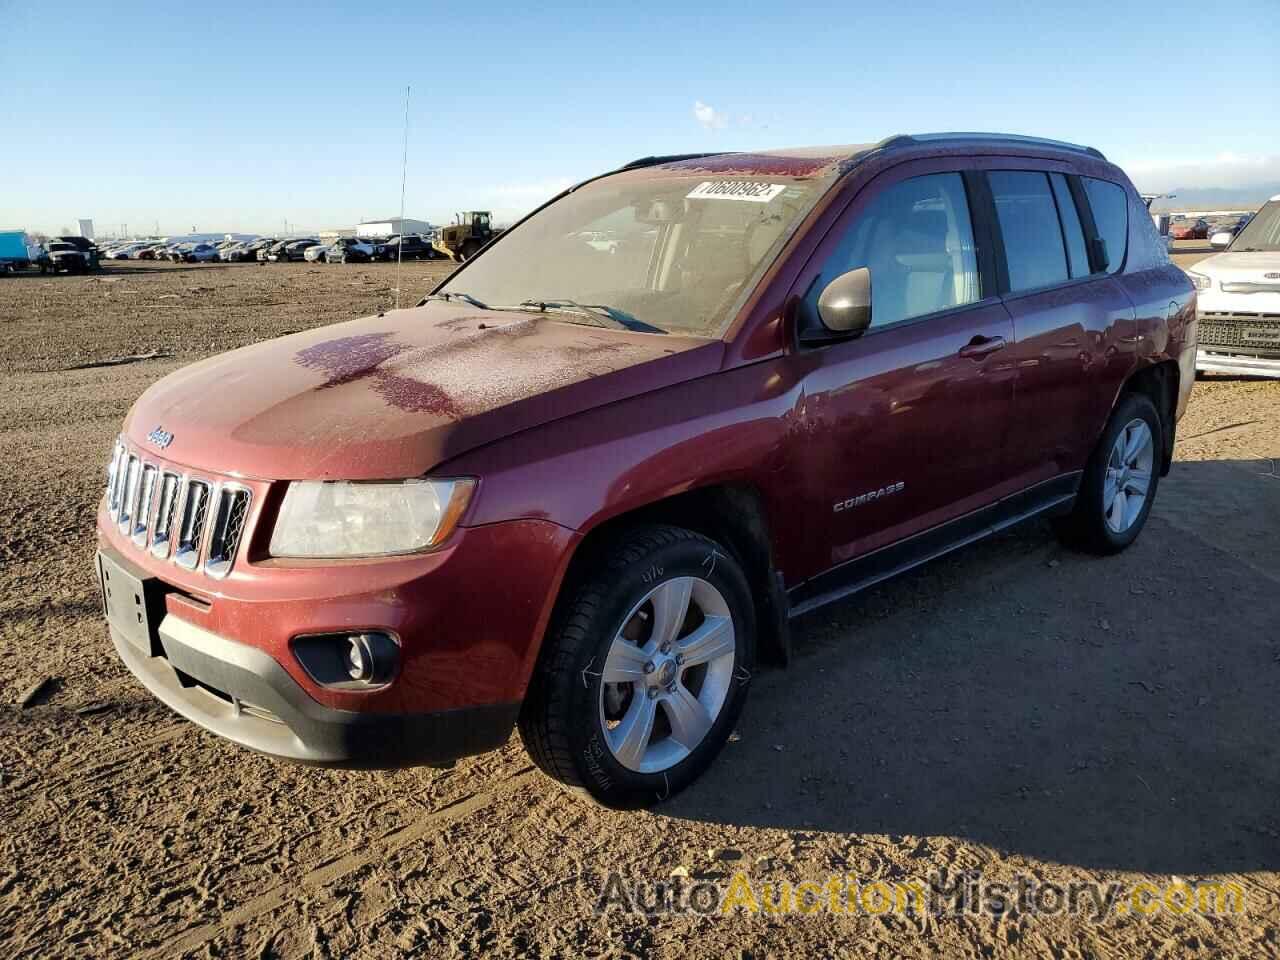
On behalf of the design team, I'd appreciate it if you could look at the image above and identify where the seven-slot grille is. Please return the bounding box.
[1199,311,1280,358]
[105,439,252,579]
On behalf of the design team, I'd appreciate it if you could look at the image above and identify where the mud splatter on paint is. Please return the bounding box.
[295,332,404,387]
[294,332,460,418]
[372,373,461,418]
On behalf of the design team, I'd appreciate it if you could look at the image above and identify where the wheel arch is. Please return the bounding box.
[558,483,791,666]
[1119,359,1180,476]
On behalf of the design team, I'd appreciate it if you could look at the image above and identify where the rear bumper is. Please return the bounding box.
[1196,349,1280,378]
[108,590,519,767]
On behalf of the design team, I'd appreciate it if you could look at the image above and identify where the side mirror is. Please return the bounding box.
[1209,231,1233,249]
[816,267,872,335]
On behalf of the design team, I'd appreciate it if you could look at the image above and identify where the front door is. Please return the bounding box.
[787,166,1017,576]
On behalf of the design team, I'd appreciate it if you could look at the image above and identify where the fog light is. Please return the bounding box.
[347,636,372,681]
[292,631,400,688]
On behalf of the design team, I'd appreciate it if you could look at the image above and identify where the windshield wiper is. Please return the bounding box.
[421,291,489,309]
[517,299,666,334]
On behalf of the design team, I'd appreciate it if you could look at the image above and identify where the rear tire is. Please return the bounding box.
[1053,392,1162,554]
[519,525,755,808]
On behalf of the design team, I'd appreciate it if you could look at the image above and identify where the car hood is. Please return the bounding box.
[1196,250,1280,281]
[122,302,722,480]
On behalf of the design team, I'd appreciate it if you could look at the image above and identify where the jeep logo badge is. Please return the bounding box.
[146,426,174,450]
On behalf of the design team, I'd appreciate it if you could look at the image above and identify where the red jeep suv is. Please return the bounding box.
[97,133,1196,807]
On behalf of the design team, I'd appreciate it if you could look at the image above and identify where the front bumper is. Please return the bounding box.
[1196,349,1280,378]
[102,546,520,767]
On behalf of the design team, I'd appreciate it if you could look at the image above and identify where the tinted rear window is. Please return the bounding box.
[1049,173,1090,278]
[1083,177,1128,273]
[989,171,1069,293]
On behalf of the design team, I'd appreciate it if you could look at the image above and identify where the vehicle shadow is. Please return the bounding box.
[663,458,1280,875]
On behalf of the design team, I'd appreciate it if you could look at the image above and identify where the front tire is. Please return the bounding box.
[519,525,755,808]
[1054,392,1162,554]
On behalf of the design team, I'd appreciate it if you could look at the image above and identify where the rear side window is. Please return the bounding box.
[1083,177,1128,273]
[1049,173,1090,277]
[988,171,1069,292]
[807,172,980,330]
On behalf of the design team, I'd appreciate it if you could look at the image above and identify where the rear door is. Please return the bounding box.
[788,162,1018,569]
[983,163,1136,488]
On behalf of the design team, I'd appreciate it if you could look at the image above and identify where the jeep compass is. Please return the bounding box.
[97,133,1196,807]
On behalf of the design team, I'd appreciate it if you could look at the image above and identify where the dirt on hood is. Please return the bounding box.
[120,302,722,479]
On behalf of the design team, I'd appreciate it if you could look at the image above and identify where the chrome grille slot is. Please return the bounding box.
[104,438,255,579]
[205,487,252,578]
[150,473,182,559]
[132,464,158,546]
[106,442,126,512]
[174,480,211,570]
[118,455,141,531]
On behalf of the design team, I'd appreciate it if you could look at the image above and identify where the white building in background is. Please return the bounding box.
[355,217,432,238]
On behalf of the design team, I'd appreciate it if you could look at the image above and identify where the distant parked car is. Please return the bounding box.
[182,243,221,263]
[270,239,320,262]
[46,241,93,273]
[261,240,291,262]
[327,238,375,263]
[133,244,163,260]
[1171,218,1210,241]
[377,233,435,261]
[1209,215,1253,248]
[303,243,332,263]
[107,243,147,259]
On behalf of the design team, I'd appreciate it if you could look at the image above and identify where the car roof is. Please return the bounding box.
[622,133,1107,180]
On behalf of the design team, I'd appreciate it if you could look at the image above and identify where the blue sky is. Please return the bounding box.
[3,0,1277,236]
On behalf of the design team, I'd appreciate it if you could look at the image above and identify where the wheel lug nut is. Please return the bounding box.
[644,661,655,674]
[647,687,659,699]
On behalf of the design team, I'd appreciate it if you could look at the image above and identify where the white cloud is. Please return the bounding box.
[1121,152,1280,191]
[693,100,728,131]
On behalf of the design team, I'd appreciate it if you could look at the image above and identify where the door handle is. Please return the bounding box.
[958,334,1007,359]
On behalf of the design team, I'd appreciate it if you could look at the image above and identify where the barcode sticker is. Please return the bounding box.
[686,181,787,203]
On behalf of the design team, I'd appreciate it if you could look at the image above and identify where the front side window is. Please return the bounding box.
[1083,177,1129,273]
[989,171,1069,293]
[805,172,980,331]
[438,170,832,337]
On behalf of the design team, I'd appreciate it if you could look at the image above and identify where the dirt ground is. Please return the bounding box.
[1,249,1278,959]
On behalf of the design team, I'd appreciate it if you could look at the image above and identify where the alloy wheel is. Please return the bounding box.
[1103,418,1154,534]
[598,576,736,774]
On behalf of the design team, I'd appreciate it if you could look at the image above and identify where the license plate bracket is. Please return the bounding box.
[98,551,164,657]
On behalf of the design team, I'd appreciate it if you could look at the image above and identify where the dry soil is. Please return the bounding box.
[1,249,1278,959]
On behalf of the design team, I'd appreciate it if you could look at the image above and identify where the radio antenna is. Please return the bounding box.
[396,84,410,310]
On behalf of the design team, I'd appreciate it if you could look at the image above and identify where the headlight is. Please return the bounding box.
[269,478,476,558]
[1187,271,1212,291]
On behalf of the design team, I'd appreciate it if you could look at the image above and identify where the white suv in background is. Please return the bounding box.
[1188,195,1280,378]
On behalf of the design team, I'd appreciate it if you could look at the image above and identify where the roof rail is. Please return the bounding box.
[621,152,731,170]
[891,132,1106,160]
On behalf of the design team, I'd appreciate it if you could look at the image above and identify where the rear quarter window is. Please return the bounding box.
[1083,177,1129,273]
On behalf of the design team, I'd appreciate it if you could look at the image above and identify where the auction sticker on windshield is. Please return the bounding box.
[686,180,787,203]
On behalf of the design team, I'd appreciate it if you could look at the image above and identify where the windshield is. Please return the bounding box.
[1232,200,1280,252]
[438,169,833,336]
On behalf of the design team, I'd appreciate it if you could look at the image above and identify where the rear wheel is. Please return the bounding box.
[1054,392,1161,554]
[519,525,754,808]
